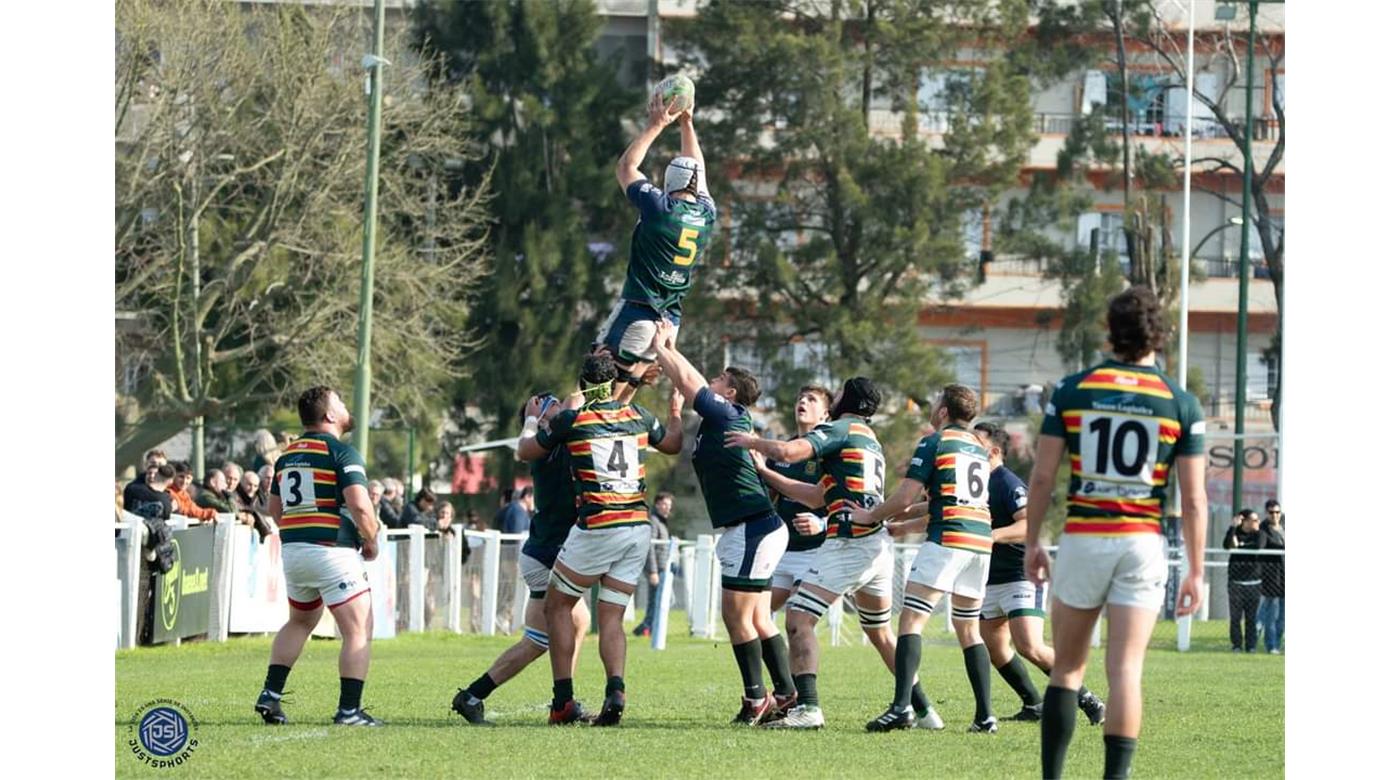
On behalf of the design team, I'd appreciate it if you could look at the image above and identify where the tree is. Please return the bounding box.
[672,0,1042,416]
[115,0,490,471]
[414,0,642,489]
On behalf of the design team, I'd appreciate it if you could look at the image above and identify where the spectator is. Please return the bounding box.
[633,492,674,638]
[399,487,438,531]
[195,470,235,513]
[233,470,267,516]
[124,464,175,521]
[222,460,244,490]
[387,478,407,515]
[115,480,125,523]
[125,449,168,496]
[1223,508,1265,653]
[1258,499,1285,654]
[436,502,456,533]
[167,461,217,523]
[251,429,282,471]
[257,465,274,508]
[373,480,402,529]
[493,487,530,535]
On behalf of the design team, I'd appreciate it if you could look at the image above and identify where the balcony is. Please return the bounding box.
[1032,112,1282,142]
[1192,257,1275,280]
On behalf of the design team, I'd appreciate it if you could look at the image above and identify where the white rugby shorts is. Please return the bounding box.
[906,541,991,600]
[555,524,652,587]
[1052,533,1168,611]
[800,533,894,600]
[980,580,1047,620]
[282,543,369,610]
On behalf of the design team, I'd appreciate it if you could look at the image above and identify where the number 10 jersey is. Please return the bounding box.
[537,399,668,531]
[906,425,993,554]
[1042,360,1205,537]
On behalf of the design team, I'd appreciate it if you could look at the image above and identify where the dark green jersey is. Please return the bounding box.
[1042,360,1206,537]
[801,416,885,539]
[272,432,369,548]
[536,399,667,530]
[766,441,827,553]
[525,443,576,554]
[904,425,993,554]
[620,180,717,316]
[690,388,775,529]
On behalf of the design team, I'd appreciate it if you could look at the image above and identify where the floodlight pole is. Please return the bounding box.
[1231,0,1259,514]
[1176,0,1194,388]
[352,0,386,455]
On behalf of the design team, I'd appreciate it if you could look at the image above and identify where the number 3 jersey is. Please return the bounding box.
[1042,360,1206,536]
[537,399,668,531]
[905,425,993,554]
[272,433,370,548]
[802,417,886,539]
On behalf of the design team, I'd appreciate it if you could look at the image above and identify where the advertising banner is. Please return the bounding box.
[152,524,216,643]
[227,526,289,634]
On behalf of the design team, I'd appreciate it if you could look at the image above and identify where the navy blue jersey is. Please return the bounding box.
[691,387,774,528]
[986,465,1031,586]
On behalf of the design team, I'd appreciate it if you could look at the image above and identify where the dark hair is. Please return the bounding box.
[500,487,514,503]
[152,464,176,482]
[973,421,1010,454]
[520,487,534,500]
[579,353,618,388]
[202,472,222,489]
[939,384,980,424]
[655,491,674,503]
[830,377,881,419]
[723,366,761,407]
[1240,508,1258,521]
[415,487,437,506]
[1107,286,1166,362]
[297,385,337,426]
[798,384,834,410]
[1264,499,1281,511]
[172,461,191,476]
[144,448,167,461]
[518,390,557,426]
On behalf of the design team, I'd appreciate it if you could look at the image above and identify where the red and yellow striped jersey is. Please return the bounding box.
[905,426,993,554]
[537,400,666,530]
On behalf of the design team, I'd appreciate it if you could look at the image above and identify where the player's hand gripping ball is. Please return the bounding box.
[653,73,695,113]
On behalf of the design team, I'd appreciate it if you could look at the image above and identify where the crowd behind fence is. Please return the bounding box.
[116,512,1280,653]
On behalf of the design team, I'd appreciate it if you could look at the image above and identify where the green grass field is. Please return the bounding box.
[116,617,1282,779]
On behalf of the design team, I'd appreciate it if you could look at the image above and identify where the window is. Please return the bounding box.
[942,345,983,398]
[1081,70,1107,114]
[962,208,984,261]
[1105,72,1171,134]
[1246,350,1276,402]
[1076,212,1129,266]
[918,68,978,132]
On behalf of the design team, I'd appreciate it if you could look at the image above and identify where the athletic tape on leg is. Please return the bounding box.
[857,605,892,628]
[598,585,631,607]
[550,571,586,599]
[903,594,937,615]
[524,626,550,650]
[952,605,983,622]
[787,590,829,619]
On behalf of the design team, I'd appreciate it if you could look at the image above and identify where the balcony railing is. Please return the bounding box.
[1032,112,1280,141]
[1193,257,1274,279]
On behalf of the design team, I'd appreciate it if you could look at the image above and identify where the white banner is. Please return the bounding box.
[227,525,289,634]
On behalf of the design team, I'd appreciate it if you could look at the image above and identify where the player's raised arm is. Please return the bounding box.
[656,389,686,455]
[678,109,708,201]
[616,92,682,193]
[850,477,923,527]
[726,429,814,464]
[651,319,705,403]
[752,453,826,509]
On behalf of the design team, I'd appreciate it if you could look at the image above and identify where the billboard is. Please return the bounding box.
[151,524,216,643]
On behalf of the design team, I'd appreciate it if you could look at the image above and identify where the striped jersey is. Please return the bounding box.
[905,425,993,554]
[765,443,827,552]
[801,416,886,539]
[272,432,369,547]
[536,399,667,530]
[1042,360,1206,536]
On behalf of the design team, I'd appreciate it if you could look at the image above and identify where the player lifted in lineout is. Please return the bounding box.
[516,353,684,726]
[1025,286,1207,780]
[969,421,1105,726]
[856,385,999,733]
[728,378,940,731]
[650,320,795,725]
[597,90,717,397]
[256,386,382,727]
[450,391,592,725]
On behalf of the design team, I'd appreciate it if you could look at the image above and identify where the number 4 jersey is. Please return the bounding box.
[905,425,993,554]
[272,432,370,548]
[537,399,668,531]
[1042,360,1206,536]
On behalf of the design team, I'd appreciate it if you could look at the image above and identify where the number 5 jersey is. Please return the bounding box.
[905,425,993,554]
[1042,360,1206,536]
[536,399,669,531]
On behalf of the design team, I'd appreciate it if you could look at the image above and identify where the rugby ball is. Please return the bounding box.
[655,74,695,113]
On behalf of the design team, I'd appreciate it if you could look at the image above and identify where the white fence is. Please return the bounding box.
[116,513,1279,653]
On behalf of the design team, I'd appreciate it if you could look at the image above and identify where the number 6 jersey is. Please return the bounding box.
[905,425,993,554]
[273,433,370,548]
[1042,360,1205,536]
[537,399,668,531]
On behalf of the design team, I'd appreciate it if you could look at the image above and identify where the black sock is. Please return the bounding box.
[605,675,625,697]
[338,677,364,712]
[892,633,922,710]
[552,678,574,710]
[1078,685,1093,700]
[733,639,765,699]
[794,673,819,707]
[760,634,795,697]
[466,672,497,701]
[962,644,994,722]
[1042,685,1079,780]
[264,664,291,695]
[997,657,1043,706]
[911,682,931,717]
[1104,735,1138,779]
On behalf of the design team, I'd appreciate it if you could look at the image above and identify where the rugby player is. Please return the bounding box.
[857,385,999,733]
[651,320,794,725]
[751,385,832,613]
[450,391,591,725]
[1025,286,1207,779]
[727,378,940,731]
[598,92,717,396]
[255,386,382,727]
[515,353,684,726]
[970,421,1105,726]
